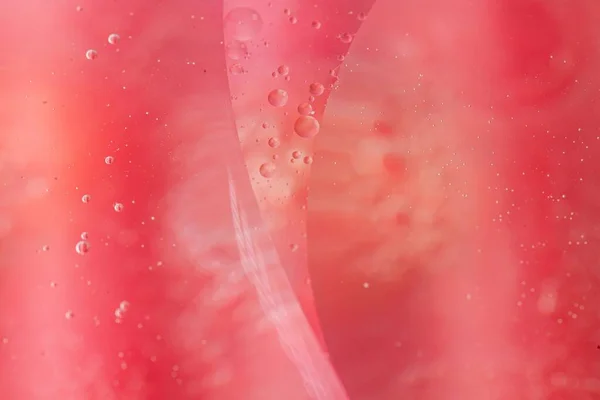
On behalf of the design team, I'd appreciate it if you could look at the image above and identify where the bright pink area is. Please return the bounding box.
[0,0,599,399]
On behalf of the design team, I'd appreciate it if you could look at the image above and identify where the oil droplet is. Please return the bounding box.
[339,33,353,44]
[104,156,114,165]
[225,41,249,60]
[75,240,90,255]
[114,202,124,212]
[303,156,313,165]
[65,310,75,319]
[85,49,98,60]
[309,82,325,96]
[81,194,91,203]
[229,63,245,75]
[294,116,320,138]
[107,33,120,45]
[268,89,289,107]
[289,16,298,24]
[311,20,322,29]
[224,8,263,42]
[80,232,89,240]
[277,65,289,76]
[119,300,130,312]
[259,162,276,178]
[297,102,313,115]
[267,137,280,148]
[292,150,302,159]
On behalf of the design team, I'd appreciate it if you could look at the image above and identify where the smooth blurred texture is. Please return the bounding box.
[1,0,600,399]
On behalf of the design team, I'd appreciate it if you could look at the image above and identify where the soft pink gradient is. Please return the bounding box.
[0,0,599,399]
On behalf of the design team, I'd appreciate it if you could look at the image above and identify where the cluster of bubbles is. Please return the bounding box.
[85,33,121,60]
[114,300,131,324]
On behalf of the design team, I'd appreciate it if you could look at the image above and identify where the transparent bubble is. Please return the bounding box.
[292,150,302,159]
[277,64,289,76]
[309,82,325,96]
[107,33,120,45]
[65,310,75,319]
[113,202,124,212]
[303,156,313,165]
[80,232,89,240]
[267,89,289,107]
[42,245,50,252]
[85,49,98,60]
[81,194,91,203]
[339,33,354,44]
[104,156,114,165]
[224,7,263,42]
[229,63,245,75]
[259,162,276,178]
[297,102,313,115]
[75,240,90,255]
[267,137,280,148]
[119,300,130,312]
[289,16,298,24]
[225,41,249,60]
[294,116,320,138]
[311,20,322,29]
[357,12,368,21]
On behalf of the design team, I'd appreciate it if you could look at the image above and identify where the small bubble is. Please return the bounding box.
[85,49,98,60]
[107,33,120,45]
[311,20,322,29]
[292,150,302,159]
[224,7,263,41]
[65,310,75,319]
[267,137,280,148]
[357,12,367,21]
[277,65,289,76]
[283,8,291,16]
[113,202,124,212]
[104,156,114,165]
[309,82,325,96]
[267,89,289,107]
[289,243,299,252]
[339,33,353,44]
[297,102,313,115]
[289,16,298,24]
[225,41,249,60]
[303,156,313,165]
[294,116,320,138]
[42,245,50,252]
[229,63,245,75]
[75,240,90,255]
[81,194,91,203]
[80,232,89,240]
[119,301,130,312]
[259,162,276,178]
